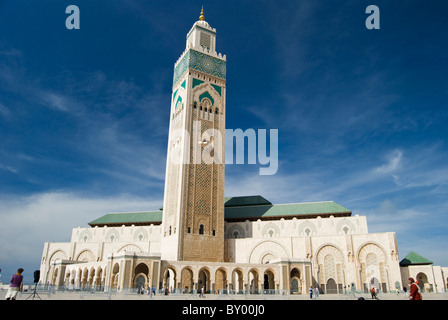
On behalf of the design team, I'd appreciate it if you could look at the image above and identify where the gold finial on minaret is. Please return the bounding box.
[199,7,205,20]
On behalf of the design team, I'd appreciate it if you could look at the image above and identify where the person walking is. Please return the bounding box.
[5,268,24,300]
[370,286,378,299]
[309,287,313,299]
[408,278,422,300]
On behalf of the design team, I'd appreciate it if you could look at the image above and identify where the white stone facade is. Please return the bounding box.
[39,214,406,294]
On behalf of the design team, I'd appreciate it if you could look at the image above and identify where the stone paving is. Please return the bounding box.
[1,288,447,300]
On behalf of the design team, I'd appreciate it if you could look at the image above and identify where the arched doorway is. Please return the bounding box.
[326,278,337,294]
[111,263,120,290]
[88,267,96,287]
[290,268,301,294]
[134,263,149,290]
[370,277,380,291]
[81,267,88,288]
[164,267,176,293]
[263,270,275,293]
[136,275,146,292]
[51,268,58,286]
[248,269,259,294]
[181,267,194,293]
[69,270,75,288]
[416,272,430,292]
[231,269,244,294]
[198,268,211,293]
[96,268,103,290]
[215,268,227,293]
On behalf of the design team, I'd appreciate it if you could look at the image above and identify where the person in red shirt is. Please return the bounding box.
[408,277,422,300]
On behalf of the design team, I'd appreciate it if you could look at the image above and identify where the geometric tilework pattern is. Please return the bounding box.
[173,49,226,85]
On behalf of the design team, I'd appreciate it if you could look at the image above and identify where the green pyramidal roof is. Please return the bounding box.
[88,195,352,227]
[399,251,433,266]
[224,195,272,207]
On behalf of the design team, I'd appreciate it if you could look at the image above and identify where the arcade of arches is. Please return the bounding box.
[161,263,303,294]
[44,242,406,294]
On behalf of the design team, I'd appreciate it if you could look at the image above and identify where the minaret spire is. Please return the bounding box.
[199,6,205,21]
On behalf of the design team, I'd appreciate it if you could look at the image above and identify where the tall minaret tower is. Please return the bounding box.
[161,8,226,262]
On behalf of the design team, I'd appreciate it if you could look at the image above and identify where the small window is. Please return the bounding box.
[212,230,216,236]
[200,32,211,49]
[188,227,191,233]
[199,224,204,235]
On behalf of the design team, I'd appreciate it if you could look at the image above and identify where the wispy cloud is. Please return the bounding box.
[0,102,11,121]
[0,49,169,195]
[375,149,403,174]
[0,163,18,174]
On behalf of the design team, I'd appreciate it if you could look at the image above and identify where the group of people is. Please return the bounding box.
[138,285,157,296]
[309,286,319,299]
[370,277,422,300]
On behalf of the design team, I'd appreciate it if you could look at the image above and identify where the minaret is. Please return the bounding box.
[160,8,226,262]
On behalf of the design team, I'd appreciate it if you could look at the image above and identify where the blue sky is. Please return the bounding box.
[0,0,447,283]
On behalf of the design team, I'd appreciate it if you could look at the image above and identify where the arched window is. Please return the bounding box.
[199,224,204,235]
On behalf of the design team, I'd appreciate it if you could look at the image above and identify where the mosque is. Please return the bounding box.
[39,9,448,295]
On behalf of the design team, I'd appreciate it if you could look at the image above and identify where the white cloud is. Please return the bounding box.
[375,149,403,174]
[0,192,162,272]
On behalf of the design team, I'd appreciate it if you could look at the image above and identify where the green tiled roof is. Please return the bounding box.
[88,211,163,226]
[224,195,272,207]
[224,199,351,221]
[88,196,351,226]
[399,251,433,266]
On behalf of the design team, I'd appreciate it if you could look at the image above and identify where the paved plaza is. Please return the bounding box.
[2,288,447,301]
